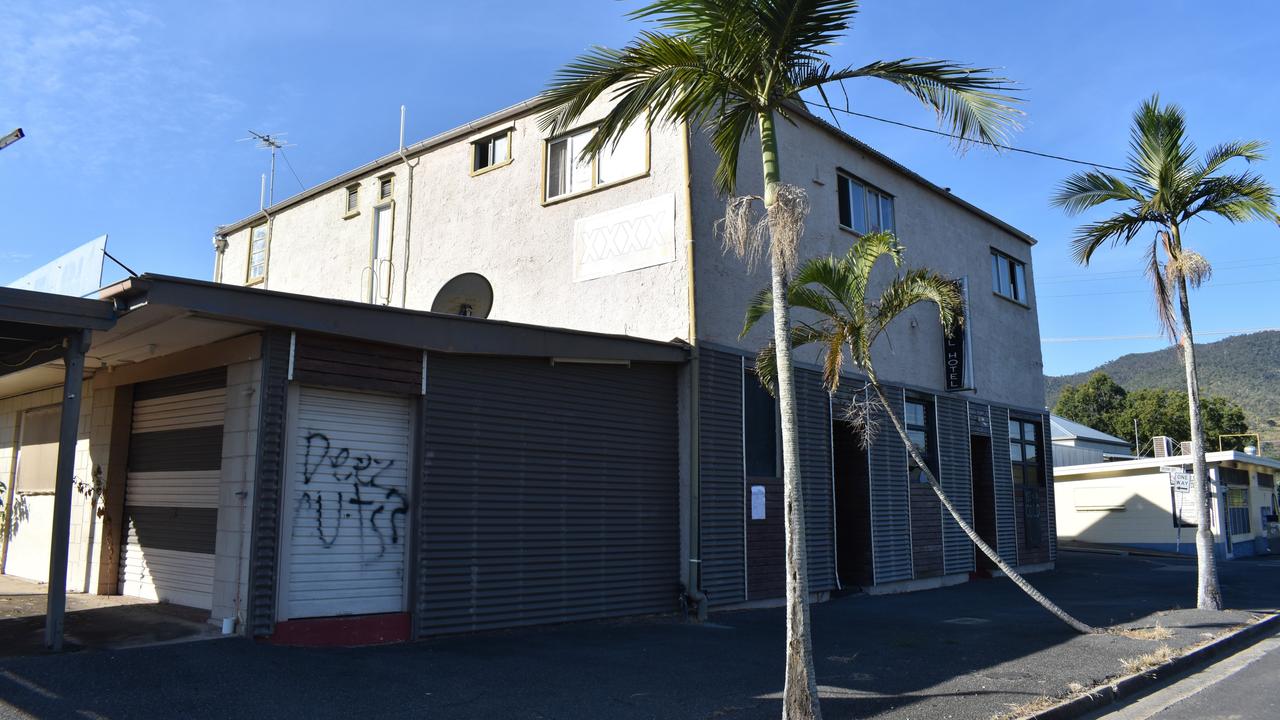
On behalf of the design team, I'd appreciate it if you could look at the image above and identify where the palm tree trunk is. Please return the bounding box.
[759,110,822,720]
[866,379,1097,635]
[1177,275,1223,611]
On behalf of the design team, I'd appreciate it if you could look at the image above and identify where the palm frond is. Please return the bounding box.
[753,322,830,394]
[1146,235,1178,342]
[870,270,964,350]
[823,58,1022,146]
[1068,211,1151,265]
[1051,171,1148,215]
[709,101,757,195]
[740,285,774,338]
[1198,139,1268,177]
[1188,172,1280,224]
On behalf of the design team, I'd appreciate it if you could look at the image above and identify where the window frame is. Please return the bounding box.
[1008,417,1042,488]
[837,171,896,236]
[904,394,937,483]
[990,248,1029,305]
[542,120,651,204]
[343,183,361,219]
[245,222,270,286]
[377,173,394,201]
[471,128,514,176]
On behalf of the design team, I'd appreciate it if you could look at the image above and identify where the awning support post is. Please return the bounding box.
[44,329,91,651]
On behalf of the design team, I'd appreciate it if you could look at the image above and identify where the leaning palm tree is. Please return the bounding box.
[745,232,1097,635]
[1053,96,1280,611]
[539,2,1020,716]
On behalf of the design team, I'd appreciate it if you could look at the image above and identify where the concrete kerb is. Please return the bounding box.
[1019,611,1280,720]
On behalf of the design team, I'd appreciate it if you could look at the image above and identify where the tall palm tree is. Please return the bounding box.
[1053,96,1279,611]
[745,232,1097,635]
[538,2,1020,716]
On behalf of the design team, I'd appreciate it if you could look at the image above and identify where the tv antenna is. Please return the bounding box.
[238,130,303,208]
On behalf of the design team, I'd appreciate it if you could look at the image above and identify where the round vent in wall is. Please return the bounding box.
[431,272,494,319]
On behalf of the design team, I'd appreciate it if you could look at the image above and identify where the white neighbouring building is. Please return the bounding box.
[1054,450,1280,558]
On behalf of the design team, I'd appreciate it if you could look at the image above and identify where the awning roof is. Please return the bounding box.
[0,286,116,380]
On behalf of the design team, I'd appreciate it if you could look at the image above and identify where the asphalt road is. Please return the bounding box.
[1087,625,1280,720]
[0,552,1277,720]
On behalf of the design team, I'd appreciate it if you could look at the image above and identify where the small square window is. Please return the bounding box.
[472,130,512,173]
[378,176,393,201]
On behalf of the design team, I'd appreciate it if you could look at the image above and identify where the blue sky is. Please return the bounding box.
[2,1,1277,376]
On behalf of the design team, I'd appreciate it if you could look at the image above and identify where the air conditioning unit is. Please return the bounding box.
[1153,436,1176,458]
[1179,441,1193,456]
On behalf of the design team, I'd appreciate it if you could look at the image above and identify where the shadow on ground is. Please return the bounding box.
[0,552,1276,720]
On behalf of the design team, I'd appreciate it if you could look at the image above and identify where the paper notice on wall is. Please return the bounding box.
[572,194,676,282]
[751,485,766,520]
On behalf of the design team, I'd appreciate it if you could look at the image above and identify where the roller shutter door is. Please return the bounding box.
[418,356,679,636]
[120,369,225,610]
[281,387,412,620]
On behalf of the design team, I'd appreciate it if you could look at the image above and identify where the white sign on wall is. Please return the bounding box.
[8,235,107,297]
[751,485,766,520]
[572,194,676,282]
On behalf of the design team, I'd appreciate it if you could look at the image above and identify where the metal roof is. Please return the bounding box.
[0,286,116,378]
[1050,414,1131,447]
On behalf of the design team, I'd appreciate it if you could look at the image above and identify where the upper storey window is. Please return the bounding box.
[247,223,269,284]
[472,129,512,174]
[991,248,1028,303]
[838,173,895,235]
[544,120,647,201]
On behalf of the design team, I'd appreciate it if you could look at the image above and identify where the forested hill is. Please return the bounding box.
[1044,331,1280,450]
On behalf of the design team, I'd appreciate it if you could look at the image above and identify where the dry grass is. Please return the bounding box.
[1112,623,1175,641]
[1119,644,1178,674]
[995,694,1060,720]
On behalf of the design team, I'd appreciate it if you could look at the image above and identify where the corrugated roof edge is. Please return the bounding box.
[215,96,1035,246]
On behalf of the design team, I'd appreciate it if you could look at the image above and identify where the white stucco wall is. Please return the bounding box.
[218,99,694,344]
[1054,473,1207,548]
[687,113,1046,411]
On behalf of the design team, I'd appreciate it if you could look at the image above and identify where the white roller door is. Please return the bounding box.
[120,376,225,610]
[281,387,411,620]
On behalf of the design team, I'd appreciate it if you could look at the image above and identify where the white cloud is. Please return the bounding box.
[0,2,241,173]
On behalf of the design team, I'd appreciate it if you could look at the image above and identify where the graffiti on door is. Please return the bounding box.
[296,431,408,560]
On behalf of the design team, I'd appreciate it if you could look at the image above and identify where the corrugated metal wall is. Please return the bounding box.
[937,395,975,575]
[1041,413,1058,562]
[698,348,746,606]
[989,406,1018,565]
[416,356,680,636]
[868,385,912,584]
[249,330,291,637]
[795,368,835,593]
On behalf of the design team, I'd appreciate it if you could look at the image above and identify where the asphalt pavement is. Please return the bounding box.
[0,551,1277,720]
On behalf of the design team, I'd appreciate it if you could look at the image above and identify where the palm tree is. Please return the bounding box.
[744,232,1097,635]
[538,3,1020,715]
[1053,96,1280,611]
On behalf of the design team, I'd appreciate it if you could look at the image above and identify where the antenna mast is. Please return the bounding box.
[240,130,293,207]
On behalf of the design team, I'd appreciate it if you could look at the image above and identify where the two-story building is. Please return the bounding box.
[2,94,1055,645]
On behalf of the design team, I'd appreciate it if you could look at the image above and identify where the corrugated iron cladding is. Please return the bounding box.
[796,368,835,593]
[417,356,680,636]
[869,385,912,584]
[990,406,1018,565]
[938,395,975,575]
[697,348,746,606]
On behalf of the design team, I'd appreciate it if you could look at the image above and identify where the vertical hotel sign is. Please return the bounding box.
[944,277,975,392]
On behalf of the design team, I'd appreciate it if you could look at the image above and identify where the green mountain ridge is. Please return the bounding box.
[1044,331,1280,453]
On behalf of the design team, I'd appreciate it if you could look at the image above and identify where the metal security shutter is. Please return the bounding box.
[120,368,226,610]
[796,368,834,592]
[282,387,411,620]
[418,356,679,636]
[1041,413,1058,562]
[698,348,746,606]
[937,396,975,574]
[990,407,1018,565]
[868,385,912,584]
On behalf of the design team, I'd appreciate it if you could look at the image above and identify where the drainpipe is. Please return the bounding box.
[397,105,419,308]
[212,234,228,283]
[680,120,707,620]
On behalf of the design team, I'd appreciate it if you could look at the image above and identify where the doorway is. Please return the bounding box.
[832,420,872,589]
[970,434,998,573]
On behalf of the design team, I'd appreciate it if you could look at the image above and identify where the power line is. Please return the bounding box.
[1036,259,1280,285]
[1042,327,1280,344]
[806,100,1130,173]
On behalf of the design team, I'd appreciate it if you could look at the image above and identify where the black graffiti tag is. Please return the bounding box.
[297,431,407,559]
